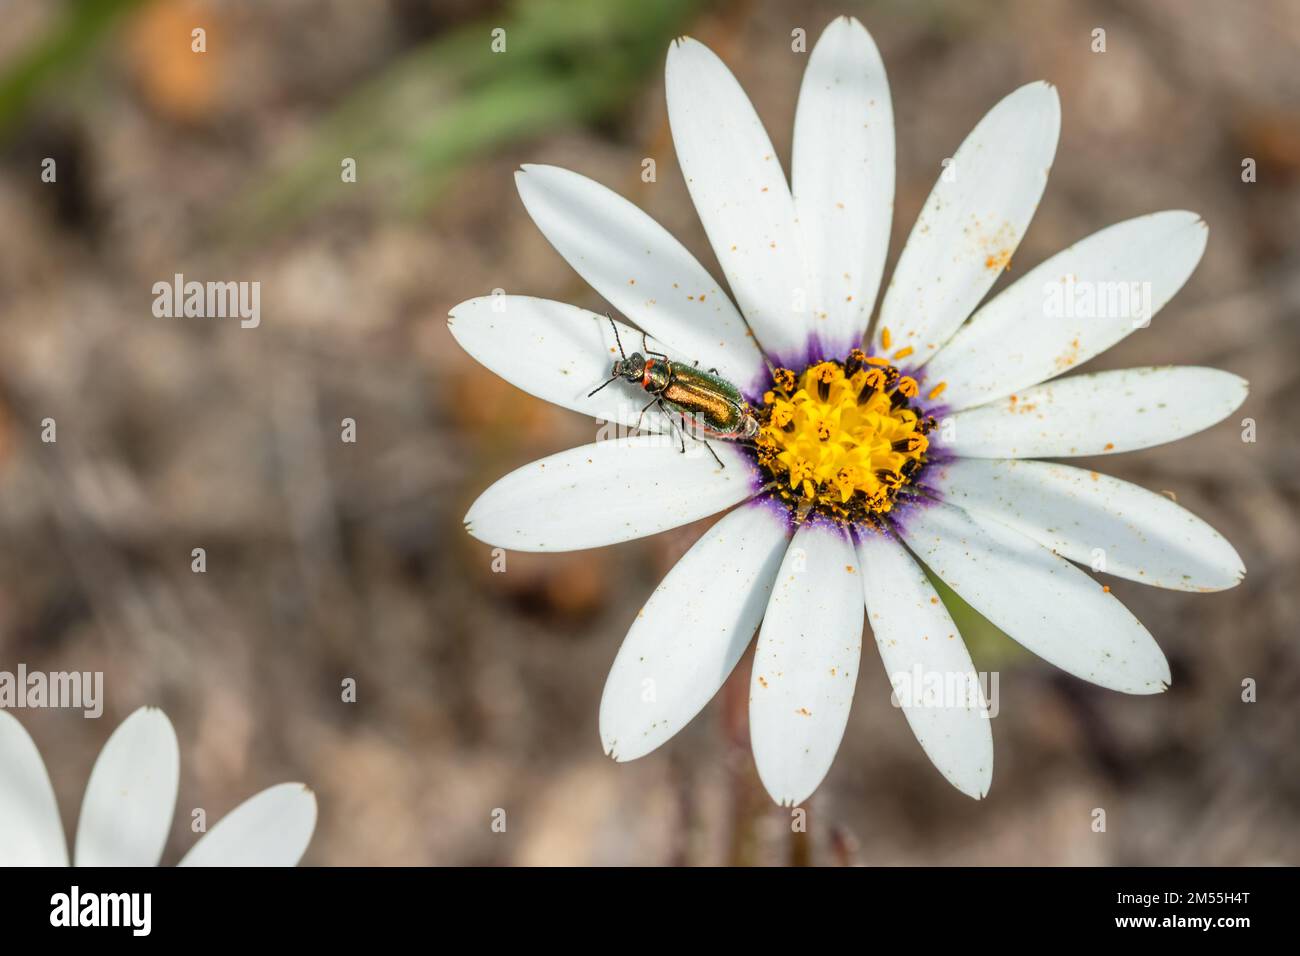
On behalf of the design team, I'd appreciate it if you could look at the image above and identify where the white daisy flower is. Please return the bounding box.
[0,707,316,866]
[450,17,1246,806]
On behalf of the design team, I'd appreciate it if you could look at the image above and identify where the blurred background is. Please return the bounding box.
[0,0,1297,866]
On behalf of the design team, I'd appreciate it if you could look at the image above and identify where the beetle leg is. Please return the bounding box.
[640,333,655,355]
[670,409,727,469]
[633,397,657,433]
[642,332,670,362]
[682,412,724,467]
[658,402,684,454]
[651,401,684,452]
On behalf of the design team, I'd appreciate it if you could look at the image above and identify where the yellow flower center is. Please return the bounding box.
[754,348,938,527]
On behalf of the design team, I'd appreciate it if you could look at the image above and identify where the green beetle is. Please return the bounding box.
[588,318,759,465]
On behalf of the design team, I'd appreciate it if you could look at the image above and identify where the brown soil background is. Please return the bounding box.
[1,0,1297,865]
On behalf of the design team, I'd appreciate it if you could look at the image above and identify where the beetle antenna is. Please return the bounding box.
[587,376,618,397]
[607,315,626,361]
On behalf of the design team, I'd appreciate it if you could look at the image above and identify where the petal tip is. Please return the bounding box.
[948,761,993,800]
[1017,79,1062,121]
[127,706,178,744]
[762,780,814,808]
[827,13,865,33]
[514,163,550,186]
[281,781,318,812]
[666,35,711,67]
[446,296,483,325]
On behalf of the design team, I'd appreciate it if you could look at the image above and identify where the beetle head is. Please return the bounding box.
[613,352,646,383]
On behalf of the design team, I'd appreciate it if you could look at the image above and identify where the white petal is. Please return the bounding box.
[600,502,791,761]
[925,211,1209,409]
[872,82,1060,366]
[514,164,767,392]
[792,16,894,357]
[178,784,316,867]
[74,707,179,867]
[666,37,814,366]
[448,296,675,433]
[897,501,1170,693]
[0,712,68,866]
[943,366,1248,458]
[929,458,1244,591]
[749,522,863,805]
[855,532,992,798]
[465,435,756,552]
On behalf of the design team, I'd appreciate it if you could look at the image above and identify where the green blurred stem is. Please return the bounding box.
[0,0,151,138]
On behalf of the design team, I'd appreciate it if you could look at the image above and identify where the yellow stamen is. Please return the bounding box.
[755,357,931,524]
[927,382,948,401]
[881,326,892,350]
[772,367,796,392]
[892,345,914,361]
